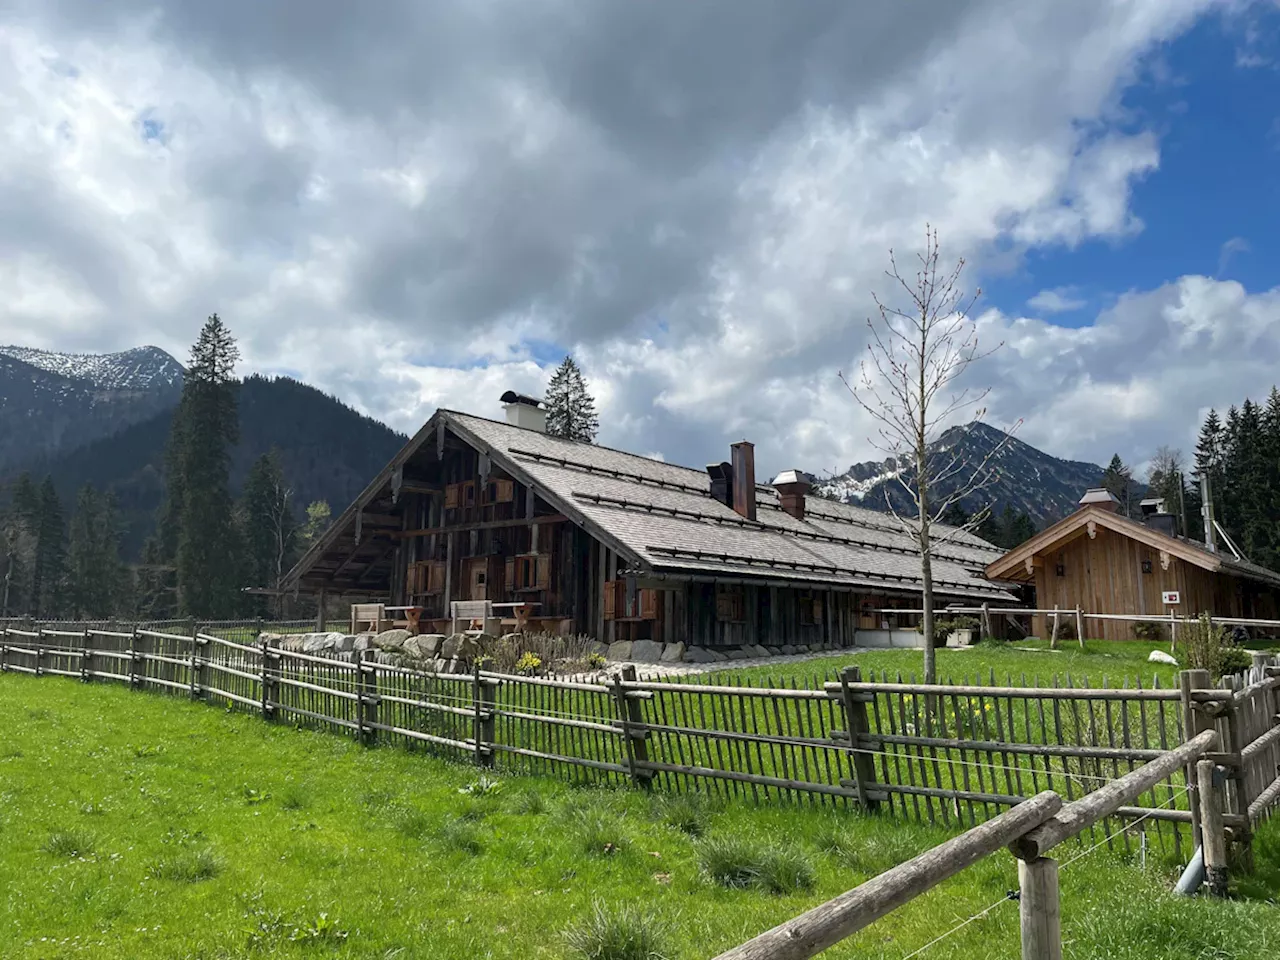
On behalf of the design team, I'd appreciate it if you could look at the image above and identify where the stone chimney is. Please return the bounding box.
[773,470,811,522]
[1078,487,1120,513]
[730,440,756,521]
[499,390,547,433]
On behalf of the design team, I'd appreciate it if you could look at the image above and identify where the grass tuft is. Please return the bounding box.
[563,901,669,960]
[510,790,547,815]
[574,809,630,857]
[44,828,95,859]
[149,848,222,883]
[438,817,484,856]
[279,783,311,811]
[654,795,710,838]
[697,835,815,894]
[393,805,435,840]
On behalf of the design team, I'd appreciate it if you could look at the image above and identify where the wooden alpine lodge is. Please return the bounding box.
[280,393,1010,648]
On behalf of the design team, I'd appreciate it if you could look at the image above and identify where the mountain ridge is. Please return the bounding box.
[812,421,1111,528]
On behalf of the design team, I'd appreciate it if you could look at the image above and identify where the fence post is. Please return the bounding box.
[128,626,141,690]
[980,602,992,641]
[839,665,880,811]
[1220,683,1254,872]
[1074,608,1085,648]
[1197,759,1229,897]
[1180,668,1212,848]
[357,649,377,747]
[1,629,8,672]
[35,629,45,677]
[1049,606,1060,649]
[259,637,277,721]
[1019,857,1062,960]
[189,625,204,701]
[613,665,653,789]
[473,662,497,767]
[81,626,93,683]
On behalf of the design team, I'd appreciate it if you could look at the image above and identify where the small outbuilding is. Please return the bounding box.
[984,488,1280,640]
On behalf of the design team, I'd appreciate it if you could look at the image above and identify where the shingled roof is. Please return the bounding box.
[282,409,1014,602]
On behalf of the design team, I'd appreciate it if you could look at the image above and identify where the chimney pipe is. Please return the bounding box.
[706,461,733,508]
[1201,474,1217,554]
[773,470,811,522]
[730,441,756,521]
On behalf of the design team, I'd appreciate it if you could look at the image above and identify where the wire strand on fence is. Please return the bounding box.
[900,890,1019,958]
[1058,785,1193,872]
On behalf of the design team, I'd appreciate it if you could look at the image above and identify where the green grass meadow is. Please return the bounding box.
[2,673,1279,959]
[693,639,1196,689]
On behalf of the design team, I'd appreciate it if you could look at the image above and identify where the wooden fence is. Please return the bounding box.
[5,623,1279,867]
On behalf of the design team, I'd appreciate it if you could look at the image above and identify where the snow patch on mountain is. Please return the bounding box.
[0,345,183,391]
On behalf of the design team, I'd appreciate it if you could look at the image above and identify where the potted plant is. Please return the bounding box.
[918,615,980,647]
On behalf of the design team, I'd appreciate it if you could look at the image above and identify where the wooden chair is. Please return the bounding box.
[351,602,390,635]
[450,600,499,636]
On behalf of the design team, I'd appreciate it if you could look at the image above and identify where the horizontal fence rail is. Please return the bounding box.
[5,622,1279,868]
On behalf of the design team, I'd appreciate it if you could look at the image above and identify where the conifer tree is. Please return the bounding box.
[66,486,128,619]
[31,477,67,618]
[544,355,600,443]
[1,474,40,616]
[1101,454,1134,517]
[162,314,245,617]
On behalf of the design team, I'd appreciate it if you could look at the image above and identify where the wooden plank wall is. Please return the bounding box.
[1032,526,1253,640]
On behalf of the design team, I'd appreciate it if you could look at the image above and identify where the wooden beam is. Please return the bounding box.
[391,514,569,539]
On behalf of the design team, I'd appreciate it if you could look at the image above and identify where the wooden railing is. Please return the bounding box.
[714,730,1222,960]
[5,625,1278,864]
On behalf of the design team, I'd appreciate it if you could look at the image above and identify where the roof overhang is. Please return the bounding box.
[984,505,1224,583]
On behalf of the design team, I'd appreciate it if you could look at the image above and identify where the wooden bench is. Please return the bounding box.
[450,600,501,637]
[351,603,391,635]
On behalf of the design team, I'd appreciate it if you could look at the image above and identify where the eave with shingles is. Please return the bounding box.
[281,409,1015,602]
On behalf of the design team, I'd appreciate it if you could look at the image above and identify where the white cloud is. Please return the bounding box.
[1,0,1268,483]
[1027,287,1088,314]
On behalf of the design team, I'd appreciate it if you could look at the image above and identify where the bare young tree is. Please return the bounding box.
[841,226,1015,684]
[266,474,295,619]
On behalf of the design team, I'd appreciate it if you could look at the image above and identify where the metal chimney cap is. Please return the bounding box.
[1079,487,1120,506]
[773,469,807,486]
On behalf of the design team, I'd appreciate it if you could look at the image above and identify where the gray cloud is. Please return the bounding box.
[3,0,1272,484]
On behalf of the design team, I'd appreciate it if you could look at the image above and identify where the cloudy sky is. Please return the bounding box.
[2,1,1278,480]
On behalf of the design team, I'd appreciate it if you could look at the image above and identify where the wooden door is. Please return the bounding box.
[466,558,489,600]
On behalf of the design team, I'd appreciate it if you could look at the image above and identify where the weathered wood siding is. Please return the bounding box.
[1030,526,1255,641]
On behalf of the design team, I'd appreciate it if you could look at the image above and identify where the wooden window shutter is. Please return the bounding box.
[603,580,617,620]
[505,556,516,591]
[496,479,514,503]
[535,555,551,590]
[715,591,732,621]
[444,483,460,509]
[640,588,658,621]
[462,481,476,507]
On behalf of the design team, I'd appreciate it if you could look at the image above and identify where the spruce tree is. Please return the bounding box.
[1,474,40,616]
[240,451,298,617]
[544,355,600,443]
[165,314,244,618]
[66,486,128,619]
[1101,454,1134,516]
[32,477,67,618]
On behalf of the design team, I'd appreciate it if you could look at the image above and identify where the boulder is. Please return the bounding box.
[442,633,487,660]
[607,640,634,662]
[417,634,445,658]
[1148,650,1179,666]
[374,629,413,652]
[333,635,357,653]
[749,644,772,659]
[304,632,345,653]
[587,641,609,659]
[281,634,307,653]
[630,639,664,663]
[684,646,718,664]
[258,632,284,645]
[725,648,751,660]
[766,646,782,656]
[779,644,796,655]
[352,633,377,652]
[794,644,810,653]
[660,642,686,663]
